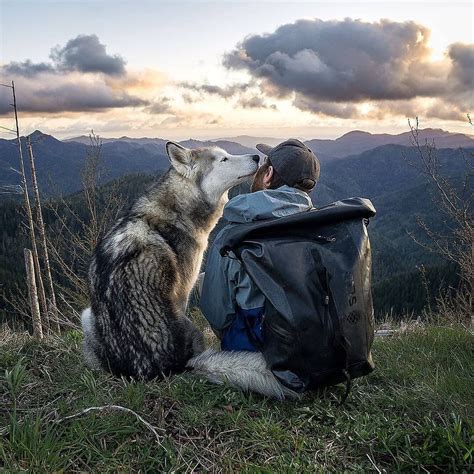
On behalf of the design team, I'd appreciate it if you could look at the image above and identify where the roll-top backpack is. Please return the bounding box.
[219,197,376,399]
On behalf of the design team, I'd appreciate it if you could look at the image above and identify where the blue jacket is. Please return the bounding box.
[200,185,313,351]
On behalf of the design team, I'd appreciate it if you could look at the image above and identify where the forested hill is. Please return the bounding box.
[1,129,471,324]
[1,152,470,323]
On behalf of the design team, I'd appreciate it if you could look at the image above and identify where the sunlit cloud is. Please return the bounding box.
[223,18,473,121]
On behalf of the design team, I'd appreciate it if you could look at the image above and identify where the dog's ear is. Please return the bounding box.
[166,141,195,176]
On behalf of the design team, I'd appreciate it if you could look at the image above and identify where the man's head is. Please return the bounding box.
[251,139,320,193]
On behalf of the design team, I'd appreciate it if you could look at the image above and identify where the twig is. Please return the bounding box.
[366,453,383,473]
[55,404,166,447]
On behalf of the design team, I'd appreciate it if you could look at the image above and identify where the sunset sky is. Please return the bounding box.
[0,0,473,139]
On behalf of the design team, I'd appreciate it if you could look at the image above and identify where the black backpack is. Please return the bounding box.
[219,197,376,399]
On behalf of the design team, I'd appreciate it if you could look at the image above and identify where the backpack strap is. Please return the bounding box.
[312,249,352,405]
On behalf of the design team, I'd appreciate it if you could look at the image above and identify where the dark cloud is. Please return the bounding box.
[1,35,126,79]
[146,97,172,114]
[448,43,474,88]
[2,60,55,77]
[179,82,250,99]
[0,78,148,115]
[224,19,439,102]
[180,81,276,110]
[294,96,359,118]
[224,18,473,118]
[239,95,277,110]
[50,34,126,76]
[446,43,474,113]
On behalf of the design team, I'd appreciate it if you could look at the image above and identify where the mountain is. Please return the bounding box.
[312,143,471,205]
[63,128,473,164]
[0,131,170,196]
[218,135,284,149]
[64,135,169,146]
[65,135,257,155]
[305,128,474,158]
[178,139,256,155]
[2,130,470,202]
[0,132,256,196]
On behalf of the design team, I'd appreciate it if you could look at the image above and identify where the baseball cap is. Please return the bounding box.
[256,138,320,188]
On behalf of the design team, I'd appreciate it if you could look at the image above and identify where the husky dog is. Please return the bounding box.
[82,142,294,399]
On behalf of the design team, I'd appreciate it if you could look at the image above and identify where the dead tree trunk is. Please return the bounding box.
[27,136,60,333]
[24,248,43,339]
[11,80,50,333]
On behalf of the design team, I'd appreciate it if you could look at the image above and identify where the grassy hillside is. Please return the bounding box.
[0,323,472,471]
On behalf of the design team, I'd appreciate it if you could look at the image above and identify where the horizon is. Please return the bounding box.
[14,126,474,144]
[0,0,473,140]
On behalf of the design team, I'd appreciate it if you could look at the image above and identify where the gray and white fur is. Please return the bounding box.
[81,141,295,399]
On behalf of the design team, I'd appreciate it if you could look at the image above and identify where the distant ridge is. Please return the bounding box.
[217,135,283,148]
[64,135,168,146]
[65,128,474,158]
[305,128,474,158]
[0,131,257,196]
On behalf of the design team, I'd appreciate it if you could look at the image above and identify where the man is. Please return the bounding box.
[200,139,320,351]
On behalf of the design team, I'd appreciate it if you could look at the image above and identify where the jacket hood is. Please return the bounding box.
[223,185,313,223]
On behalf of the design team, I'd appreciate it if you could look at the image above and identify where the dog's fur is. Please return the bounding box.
[82,142,295,399]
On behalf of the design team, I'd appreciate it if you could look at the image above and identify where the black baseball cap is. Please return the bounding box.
[256,138,320,188]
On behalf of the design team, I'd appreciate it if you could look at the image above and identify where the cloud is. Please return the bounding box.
[158,111,222,127]
[0,35,149,115]
[179,82,250,100]
[224,18,473,119]
[50,34,126,76]
[238,95,277,110]
[444,42,474,114]
[2,60,55,77]
[294,97,359,118]
[0,75,148,115]
[146,97,172,114]
[448,43,474,88]
[179,81,277,110]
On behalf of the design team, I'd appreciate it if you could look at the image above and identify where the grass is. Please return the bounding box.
[0,323,472,472]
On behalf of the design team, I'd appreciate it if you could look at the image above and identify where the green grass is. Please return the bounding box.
[0,324,472,472]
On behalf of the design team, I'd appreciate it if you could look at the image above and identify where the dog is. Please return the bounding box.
[81,141,295,399]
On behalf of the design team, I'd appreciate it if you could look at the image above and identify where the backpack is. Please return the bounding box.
[219,197,376,399]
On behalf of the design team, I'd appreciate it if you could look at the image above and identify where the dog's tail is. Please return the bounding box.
[81,307,102,371]
[187,350,298,400]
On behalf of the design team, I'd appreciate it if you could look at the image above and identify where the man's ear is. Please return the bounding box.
[166,141,195,176]
[263,165,274,188]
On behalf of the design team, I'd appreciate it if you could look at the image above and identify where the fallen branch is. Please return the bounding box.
[56,404,166,447]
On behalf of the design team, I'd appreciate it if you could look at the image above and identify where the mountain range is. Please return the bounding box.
[304,128,473,158]
[65,127,473,158]
[1,128,472,197]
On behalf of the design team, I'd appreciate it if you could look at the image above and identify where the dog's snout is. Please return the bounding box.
[252,154,260,164]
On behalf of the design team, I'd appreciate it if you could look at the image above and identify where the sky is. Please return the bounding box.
[0,0,473,140]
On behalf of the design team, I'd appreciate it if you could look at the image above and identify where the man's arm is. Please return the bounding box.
[200,241,239,336]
